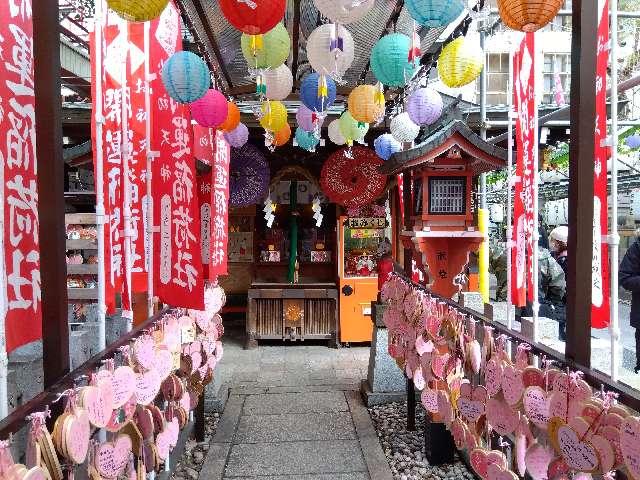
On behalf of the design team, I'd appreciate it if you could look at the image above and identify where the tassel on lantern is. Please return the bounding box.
[317,74,329,99]
[374,82,385,106]
[408,24,421,64]
[249,33,264,56]
[329,23,344,52]
[256,74,267,96]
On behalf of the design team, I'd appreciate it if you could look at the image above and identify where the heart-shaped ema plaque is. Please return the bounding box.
[94,435,132,479]
[486,397,519,437]
[523,386,552,430]
[469,448,507,480]
[548,417,600,473]
[457,382,487,424]
[620,415,640,479]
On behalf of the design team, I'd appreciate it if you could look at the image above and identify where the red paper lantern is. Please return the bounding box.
[219,0,286,35]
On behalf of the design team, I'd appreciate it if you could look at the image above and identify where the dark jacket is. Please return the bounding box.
[620,239,640,328]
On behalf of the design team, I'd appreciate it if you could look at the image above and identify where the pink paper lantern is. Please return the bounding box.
[406,87,443,126]
[224,122,249,148]
[296,105,324,132]
[190,89,229,128]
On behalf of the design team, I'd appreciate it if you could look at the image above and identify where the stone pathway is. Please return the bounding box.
[199,323,393,479]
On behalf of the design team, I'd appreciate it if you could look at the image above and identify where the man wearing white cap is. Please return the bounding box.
[549,226,569,278]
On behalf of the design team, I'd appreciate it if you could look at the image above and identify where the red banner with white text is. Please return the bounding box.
[193,125,215,166]
[511,33,536,307]
[150,5,205,309]
[0,2,42,352]
[592,0,610,328]
[209,132,230,277]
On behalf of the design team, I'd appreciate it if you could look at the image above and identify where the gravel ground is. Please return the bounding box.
[171,412,219,480]
[368,402,476,480]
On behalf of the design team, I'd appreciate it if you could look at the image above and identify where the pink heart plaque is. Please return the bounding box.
[484,358,503,398]
[523,386,551,430]
[502,364,525,406]
[486,397,519,436]
[66,410,90,464]
[421,388,439,414]
[111,366,136,409]
[524,443,554,480]
[486,463,518,480]
[556,425,599,472]
[469,448,506,480]
[135,369,161,406]
[620,416,640,478]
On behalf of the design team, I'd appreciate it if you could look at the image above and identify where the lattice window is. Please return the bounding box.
[428,177,466,215]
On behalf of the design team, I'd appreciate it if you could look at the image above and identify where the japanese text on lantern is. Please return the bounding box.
[0,1,42,352]
[210,132,230,276]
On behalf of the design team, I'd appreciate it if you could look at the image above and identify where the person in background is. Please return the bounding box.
[538,214,550,250]
[549,225,568,278]
[619,235,640,373]
[489,243,508,302]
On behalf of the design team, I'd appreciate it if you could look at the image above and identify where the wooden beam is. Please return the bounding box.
[33,0,70,387]
[566,0,598,366]
[290,0,302,81]
[190,0,234,89]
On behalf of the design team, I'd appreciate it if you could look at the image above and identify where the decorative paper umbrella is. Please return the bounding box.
[313,0,374,24]
[219,0,286,34]
[229,144,271,207]
[320,146,386,208]
[497,0,564,32]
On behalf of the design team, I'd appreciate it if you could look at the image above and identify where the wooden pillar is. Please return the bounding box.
[566,0,598,366]
[402,170,413,275]
[33,0,70,386]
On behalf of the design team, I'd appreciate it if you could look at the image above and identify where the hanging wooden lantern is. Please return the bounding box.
[497,0,564,32]
[107,0,169,22]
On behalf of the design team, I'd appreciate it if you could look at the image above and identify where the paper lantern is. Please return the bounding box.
[374,134,402,160]
[161,51,210,104]
[260,100,288,132]
[339,111,368,144]
[263,65,293,100]
[313,0,374,24]
[497,0,564,32]
[107,0,169,22]
[328,119,346,146]
[295,127,320,152]
[190,89,228,128]
[219,0,286,34]
[406,87,443,126]
[348,85,385,124]
[219,102,240,132]
[390,112,420,143]
[224,123,249,148]
[306,24,355,79]
[370,33,418,87]
[296,105,325,132]
[437,36,484,88]
[300,73,337,112]
[626,134,640,148]
[272,123,291,147]
[241,23,290,70]
[404,0,465,27]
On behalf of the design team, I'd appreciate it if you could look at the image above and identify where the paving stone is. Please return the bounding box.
[242,391,348,415]
[198,443,231,480]
[224,440,366,477]
[235,412,356,443]
[253,474,369,480]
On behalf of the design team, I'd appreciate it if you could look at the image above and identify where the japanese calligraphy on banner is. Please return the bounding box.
[193,125,215,166]
[511,32,536,307]
[592,0,610,328]
[150,4,205,309]
[209,131,230,276]
[197,169,212,279]
[0,2,42,352]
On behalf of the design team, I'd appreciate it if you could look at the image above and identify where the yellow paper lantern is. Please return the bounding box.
[497,0,564,32]
[348,85,385,124]
[107,0,169,22]
[259,101,288,132]
[437,36,484,88]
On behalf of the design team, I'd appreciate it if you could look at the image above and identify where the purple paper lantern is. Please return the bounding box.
[190,89,229,128]
[296,105,324,132]
[626,134,640,149]
[406,87,443,126]
[229,144,270,207]
[224,122,249,148]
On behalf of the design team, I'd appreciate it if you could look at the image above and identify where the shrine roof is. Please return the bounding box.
[379,120,508,176]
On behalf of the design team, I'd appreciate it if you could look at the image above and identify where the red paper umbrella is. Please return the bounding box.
[219,0,286,35]
[320,146,387,208]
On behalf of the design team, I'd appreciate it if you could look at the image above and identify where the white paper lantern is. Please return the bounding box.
[313,0,374,24]
[306,24,355,79]
[328,118,346,145]
[390,112,420,143]
[263,64,293,100]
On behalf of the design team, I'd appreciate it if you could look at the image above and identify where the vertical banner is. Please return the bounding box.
[511,32,536,307]
[592,0,610,328]
[209,131,230,277]
[197,169,212,279]
[0,2,42,352]
[151,4,205,308]
[193,125,215,166]
[91,12,126,313]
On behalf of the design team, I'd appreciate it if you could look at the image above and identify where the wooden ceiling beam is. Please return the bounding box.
[290,0,302,81]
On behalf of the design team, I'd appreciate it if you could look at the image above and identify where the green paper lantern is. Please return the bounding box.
[241,23,290,70]
[338,111,368,145]
[370,33,419,87]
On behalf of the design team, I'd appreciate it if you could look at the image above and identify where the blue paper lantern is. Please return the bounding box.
[370,33,419,87]
[626,134,640,149]
[404,0,465,27]
[294,127,320,152]
[374,134,402,161]
[300,73,337,112]
[162,51,210,104]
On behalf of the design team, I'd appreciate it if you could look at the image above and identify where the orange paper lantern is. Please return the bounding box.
[272,123,291,147]
[219,102,240,132]
[497,0,563,32]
